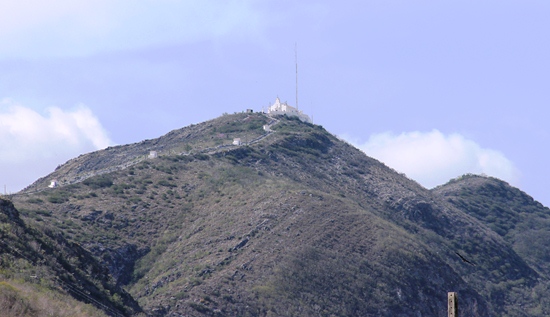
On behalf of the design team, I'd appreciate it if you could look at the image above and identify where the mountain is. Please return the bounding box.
[7,112,550,316]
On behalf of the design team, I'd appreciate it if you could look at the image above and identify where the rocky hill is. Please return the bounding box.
[8,112,550,316]
[434,175,550,287]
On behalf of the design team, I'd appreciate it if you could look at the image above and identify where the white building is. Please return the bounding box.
[233,138,242,145]
[48,179,58,188]
[266,97,312,123]
[148,151,158,159]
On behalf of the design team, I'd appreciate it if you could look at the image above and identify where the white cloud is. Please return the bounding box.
[0,0,269,58]
[342,130,520,188]
[0,99,112,192]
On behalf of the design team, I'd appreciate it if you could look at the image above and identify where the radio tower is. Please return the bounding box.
[295,42,298,110]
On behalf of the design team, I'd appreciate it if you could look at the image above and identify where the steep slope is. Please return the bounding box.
[0,198,142,316]
[10,113,550,316]
[433,175,550,271]
[433,175,550,314]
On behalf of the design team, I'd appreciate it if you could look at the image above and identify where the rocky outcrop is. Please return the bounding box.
[0,198,25,226]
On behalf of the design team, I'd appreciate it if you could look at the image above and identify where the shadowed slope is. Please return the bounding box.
[0,198,142,316]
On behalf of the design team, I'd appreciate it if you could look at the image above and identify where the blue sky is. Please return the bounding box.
[1,0,549,206]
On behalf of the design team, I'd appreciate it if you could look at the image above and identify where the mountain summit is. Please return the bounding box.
[9,112,550,316]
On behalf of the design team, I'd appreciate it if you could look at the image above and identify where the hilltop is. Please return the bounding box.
[7,112,550,316]
[434,174,550,276]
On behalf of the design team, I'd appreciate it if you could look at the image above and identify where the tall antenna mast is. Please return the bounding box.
[295,42,298,110]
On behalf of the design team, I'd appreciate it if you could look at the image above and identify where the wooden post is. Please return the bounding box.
[448,292,458,317]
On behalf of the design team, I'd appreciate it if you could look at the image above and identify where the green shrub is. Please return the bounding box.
[83,175,113,189]
[158,180,177,188]
[47,191,70,204]
[194,154,210,161]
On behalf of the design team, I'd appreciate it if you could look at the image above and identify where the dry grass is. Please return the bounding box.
[0,280,107,317]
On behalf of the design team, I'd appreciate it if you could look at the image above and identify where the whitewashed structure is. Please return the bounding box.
[233,138,242,145]
[148,151,158,159]
[48,179,58,188]
[266,97,312,123]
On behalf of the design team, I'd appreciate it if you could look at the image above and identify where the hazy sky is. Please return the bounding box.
[1,1,549,206]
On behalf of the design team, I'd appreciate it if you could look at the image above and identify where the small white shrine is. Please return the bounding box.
[233,138,242,145]
[148,151,158,159]
[48,179,58,188]
[266,97,312,123]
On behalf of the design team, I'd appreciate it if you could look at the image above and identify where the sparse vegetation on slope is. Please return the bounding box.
[0,279,108,317]
[434,175,550,315]
[8,113,550,316]
[0,198,142,316]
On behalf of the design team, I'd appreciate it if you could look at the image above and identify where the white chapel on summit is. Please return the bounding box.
[266,97,312,123]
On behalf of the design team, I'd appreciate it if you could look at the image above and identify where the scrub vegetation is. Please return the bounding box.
[5,113,550,316]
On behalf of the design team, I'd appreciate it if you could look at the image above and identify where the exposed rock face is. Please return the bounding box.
[79,241,148,288]
[0,198,24,226]
[0,197,143,316]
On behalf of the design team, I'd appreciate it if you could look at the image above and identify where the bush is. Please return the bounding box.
[158,180,177,188]
[47,191,70,204]
[194,154,210,161]
[83,175,113,189]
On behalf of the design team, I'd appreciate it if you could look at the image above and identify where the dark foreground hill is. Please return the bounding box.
[7,112,550,316]
[0,198,141,316]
